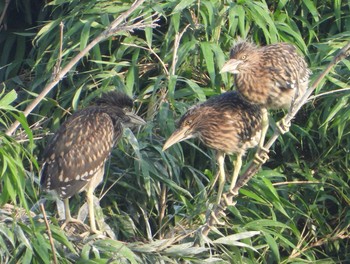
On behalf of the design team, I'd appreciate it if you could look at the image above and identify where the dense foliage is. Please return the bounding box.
[0,0,349,263]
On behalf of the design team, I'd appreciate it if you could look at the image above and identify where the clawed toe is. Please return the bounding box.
[210,209,226,225]
[276,118,291,134]
[221,192,238,207]
[254,147,270,164]
[61,218,85,230]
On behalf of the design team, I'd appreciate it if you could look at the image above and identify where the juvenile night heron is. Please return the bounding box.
[163,91,262,204]
[220,41,311,160]
[40,91,145,233]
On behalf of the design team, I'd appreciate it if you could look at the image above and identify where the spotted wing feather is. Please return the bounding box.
[41,107,119,199]
[262,43,310,90]
[179,91,262,155]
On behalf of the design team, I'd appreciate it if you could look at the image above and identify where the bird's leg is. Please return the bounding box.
[222,153,242,206]
[254,108,270,164]
[210,151,226,225]
[229,153,242,191]
[60,198,84,230]
[277,79,301,135]
[86,187,101,234]
[215,152,226,205]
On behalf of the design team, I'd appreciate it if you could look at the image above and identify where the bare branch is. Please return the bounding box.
[307,87,350,101]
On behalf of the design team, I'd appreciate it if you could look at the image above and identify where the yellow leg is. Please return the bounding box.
[210,151,227,225]
[259,108,269,149]
[216,151,226,205]
[254,108,270,164]
[61,198,83,230]
[86,187,100,234]
[64,198,72,222]
[222,154,243,206]
[229,153,242,191]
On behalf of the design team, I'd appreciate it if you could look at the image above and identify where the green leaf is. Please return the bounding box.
[173,0,196,13]
[200,42,215,87]
[0,90,17,110]
[264,232,280,262]
[80,19,92,51]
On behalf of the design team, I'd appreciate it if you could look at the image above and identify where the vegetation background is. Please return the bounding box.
[0,0,349,263]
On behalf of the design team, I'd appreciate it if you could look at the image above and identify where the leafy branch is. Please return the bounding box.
[5,0,158,136]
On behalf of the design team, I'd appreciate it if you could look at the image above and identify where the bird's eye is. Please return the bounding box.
[185,120,193,126]
[241,55,247,60]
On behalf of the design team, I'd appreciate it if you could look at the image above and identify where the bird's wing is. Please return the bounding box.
[264,43,309,90]
[41,110,116,198]
[267,66,297,90]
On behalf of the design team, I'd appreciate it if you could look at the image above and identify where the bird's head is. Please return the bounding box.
[95,91,146,127]
[162,106,206,151]
[220,41,258,74]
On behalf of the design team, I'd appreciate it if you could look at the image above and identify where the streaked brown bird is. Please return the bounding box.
[163,91,262,204]
[40,91,145,233]
[220,41,311,160]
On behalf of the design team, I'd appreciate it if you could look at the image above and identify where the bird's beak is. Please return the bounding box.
[220,59,242,74]
[125,112,146,126]
[162,127,193,151]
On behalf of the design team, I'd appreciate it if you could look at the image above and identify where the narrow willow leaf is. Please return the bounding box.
[239,189,268,204]
[93,239,139,264]
[244,219,292,230]
[264,232,280,262]
[322,97,347,125]
[303,0,319,22]
[163,242,208,255]
[200,42,215,87]
[214,231,260,243]
[72,86,83,110]
[0,89,17,108]
[173,0,196,13]
[80,19,92,51]
[181,78,206,101]
[171,12,180,33]
[14,225,32,253]
[145,27,153,47]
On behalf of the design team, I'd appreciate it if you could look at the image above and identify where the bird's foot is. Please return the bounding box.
[276,118,291,135]
[61,217,85,230]
[254,147,270,165]
[210,206,226,226]
[222,190,238,207]
[89,227,104,235]
[60,218,90,235]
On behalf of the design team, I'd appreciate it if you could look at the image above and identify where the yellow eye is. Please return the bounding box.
[241,55,247,60]
[185,119,193,126]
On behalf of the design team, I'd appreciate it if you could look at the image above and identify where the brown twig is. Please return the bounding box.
[158,183,167,239]
[199,41,350,237]
[40,203,58,264]
[288,224,349,260]
[5,0,158,136]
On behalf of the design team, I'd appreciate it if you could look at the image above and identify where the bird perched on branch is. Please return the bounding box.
[220,41,311,161]
[163,91,262,204]
[40,91,145,234]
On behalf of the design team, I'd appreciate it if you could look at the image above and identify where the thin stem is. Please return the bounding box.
[40,203,58,264]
